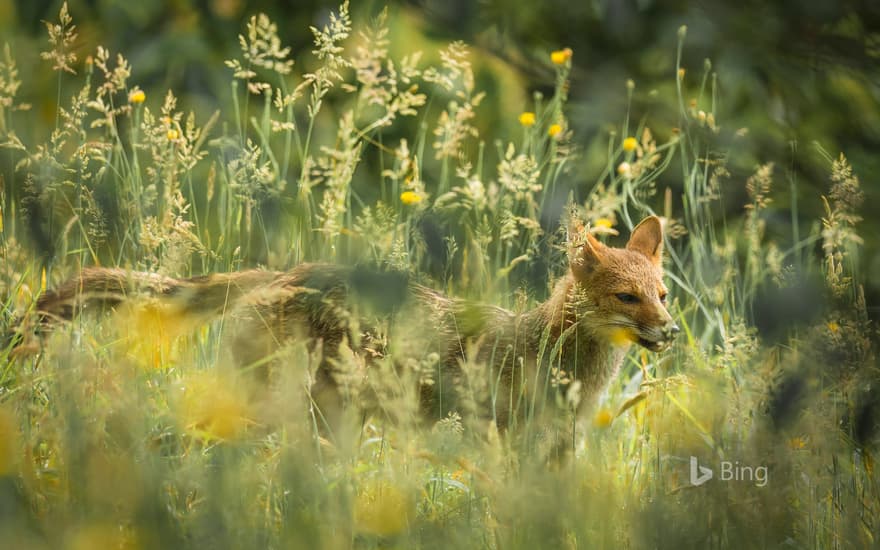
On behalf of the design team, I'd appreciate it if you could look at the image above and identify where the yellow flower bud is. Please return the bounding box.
[548,123,563,138]
[622,137,638,152]
[550,48,573,65]
[594,218,614,230]
[400,191,422,205]
[129,89,146,104]
[518,112,536,127]
[167,129,179,141]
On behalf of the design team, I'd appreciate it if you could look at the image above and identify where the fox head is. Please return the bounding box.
[568,216,679,351]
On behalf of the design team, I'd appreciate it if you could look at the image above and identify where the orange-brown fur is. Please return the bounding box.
[33,217,678,430]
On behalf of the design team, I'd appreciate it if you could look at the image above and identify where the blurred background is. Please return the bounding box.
[1,0,879,309]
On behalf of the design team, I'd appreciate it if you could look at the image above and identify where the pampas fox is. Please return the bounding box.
[34,216,678,430]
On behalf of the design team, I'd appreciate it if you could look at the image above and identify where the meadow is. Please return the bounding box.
[0,2,877,548]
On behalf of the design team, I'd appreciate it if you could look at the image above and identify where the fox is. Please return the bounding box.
[31,215,678,431]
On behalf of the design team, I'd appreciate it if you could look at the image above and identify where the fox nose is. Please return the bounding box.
[663,322,680,340]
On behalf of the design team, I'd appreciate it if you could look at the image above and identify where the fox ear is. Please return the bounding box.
[626,216,664,265]
[568,221,605,277]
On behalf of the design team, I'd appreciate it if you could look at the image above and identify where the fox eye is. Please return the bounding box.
[615,293,639,304]
[659,293,668,304]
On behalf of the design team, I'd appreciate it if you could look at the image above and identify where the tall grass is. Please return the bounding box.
[0,4,876,548]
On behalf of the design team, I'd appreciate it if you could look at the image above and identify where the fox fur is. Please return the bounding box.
[33,216,678,430]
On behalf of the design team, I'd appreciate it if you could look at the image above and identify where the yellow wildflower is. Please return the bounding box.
[788,437,807,450]
[167,128,179,141]
[400,191,422,205]
[518,111,536,127]
[594,218,614,230]
[129,89,146,104]
[114,299,195,369]
[622,137,638,152]
[548,123,563,138]
[827,321,839,334]
[550,48,573,65]
[593,408,613,428]
[179,372,250,441]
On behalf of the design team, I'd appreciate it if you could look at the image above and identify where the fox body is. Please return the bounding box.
[34,216,678,429]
